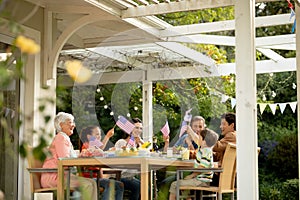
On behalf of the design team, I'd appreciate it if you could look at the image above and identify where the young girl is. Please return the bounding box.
[78,125,124,200]
[80,126,114,151]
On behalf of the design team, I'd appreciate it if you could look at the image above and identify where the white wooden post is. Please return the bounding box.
[142,70,153,144]
[235,0,258,200]
[295,3,300,200]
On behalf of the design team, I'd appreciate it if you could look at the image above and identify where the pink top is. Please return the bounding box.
[40,132,73,188]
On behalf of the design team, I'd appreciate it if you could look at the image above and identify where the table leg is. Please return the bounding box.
[141,161,149,200]
[57,161,64,200]
[176,170,180,200]
[66,168,70,200]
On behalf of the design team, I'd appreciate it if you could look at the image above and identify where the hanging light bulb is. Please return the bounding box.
[100,97,104,101]
[262,94,266,101]
[96,88,101,93]
[292,83,297,89]
[127,113,131,117]
[104,105,108,109]
[271,91,276,98]
[134,106,138,111]
[110,111,114,116]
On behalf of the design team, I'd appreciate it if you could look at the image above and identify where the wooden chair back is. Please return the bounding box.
[27,146,44,193]
[218,143,236,192]
[26,146,57,196]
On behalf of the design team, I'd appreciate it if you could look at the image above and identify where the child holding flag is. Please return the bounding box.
[113,117,143,200]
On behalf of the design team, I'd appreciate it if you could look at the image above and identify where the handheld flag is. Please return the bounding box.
[184,108,192,122]
[179,109,193,137]
[89,136,103,148]
[127,135,135,147]
[161,121,170,137]
[179,121,188,137]
[116,116,135,134]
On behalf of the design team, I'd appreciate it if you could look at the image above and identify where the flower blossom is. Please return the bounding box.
[65,60,92,83]
[15,35,40,54]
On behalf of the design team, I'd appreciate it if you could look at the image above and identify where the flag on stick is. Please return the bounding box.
[127,135,135,147]
[179,121,188,137]
[179,108,193,137]
[116,116,135,134]
[161,121,170,137]
[89,136,103,148]
[184,108,193,122]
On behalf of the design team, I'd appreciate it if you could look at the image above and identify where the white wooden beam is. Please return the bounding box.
[47,4,103,14]
[156,42,216,68]
[219,58,296,75]
[84,0,122,17]
[256,48,285,61]
[121,0,279,18]
[57,57,296,86]
[160,14,292,37]
[87,47,146,68]
[167,34,296,50]
[167,34,235,46]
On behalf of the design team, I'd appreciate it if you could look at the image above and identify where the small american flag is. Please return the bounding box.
[184,108,193,122]
[161,121,170,137]
[127,135,135,147]
[179,109,193,137]
[116,116,135,134]
[89,136,103,148]
[179,121,188,137]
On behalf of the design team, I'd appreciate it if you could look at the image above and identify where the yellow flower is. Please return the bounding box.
[65,60,92,83]
[15,35,40,54]
[140,141,151,149]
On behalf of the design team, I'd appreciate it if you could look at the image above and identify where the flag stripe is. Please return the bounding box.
[161,121,170,137]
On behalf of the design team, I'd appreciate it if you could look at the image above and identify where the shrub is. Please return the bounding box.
[266,133,298,180]
[259,181,282,200]
[280,179,299,200]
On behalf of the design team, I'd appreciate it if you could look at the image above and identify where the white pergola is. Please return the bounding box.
[19,0,300,199]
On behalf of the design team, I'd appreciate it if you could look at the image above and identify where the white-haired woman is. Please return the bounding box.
[41,112,98,200]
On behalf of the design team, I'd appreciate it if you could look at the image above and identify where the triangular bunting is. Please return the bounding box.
[259,103,267,114]
[289,102,297,113]
[268,104,277,115]
[278,103,287,114]
[231,98,236,109]
[221,94,229,103]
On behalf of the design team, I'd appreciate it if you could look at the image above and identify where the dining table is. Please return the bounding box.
[57,156,195,200]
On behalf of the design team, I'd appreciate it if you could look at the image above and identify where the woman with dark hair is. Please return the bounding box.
[114,117,144,149]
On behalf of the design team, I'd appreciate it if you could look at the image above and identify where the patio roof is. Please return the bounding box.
[26,0,294,83]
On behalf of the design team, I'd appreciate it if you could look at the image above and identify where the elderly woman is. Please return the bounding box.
[40,112,98,199]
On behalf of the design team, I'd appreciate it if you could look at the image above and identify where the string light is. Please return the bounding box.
[95,86,142,119]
